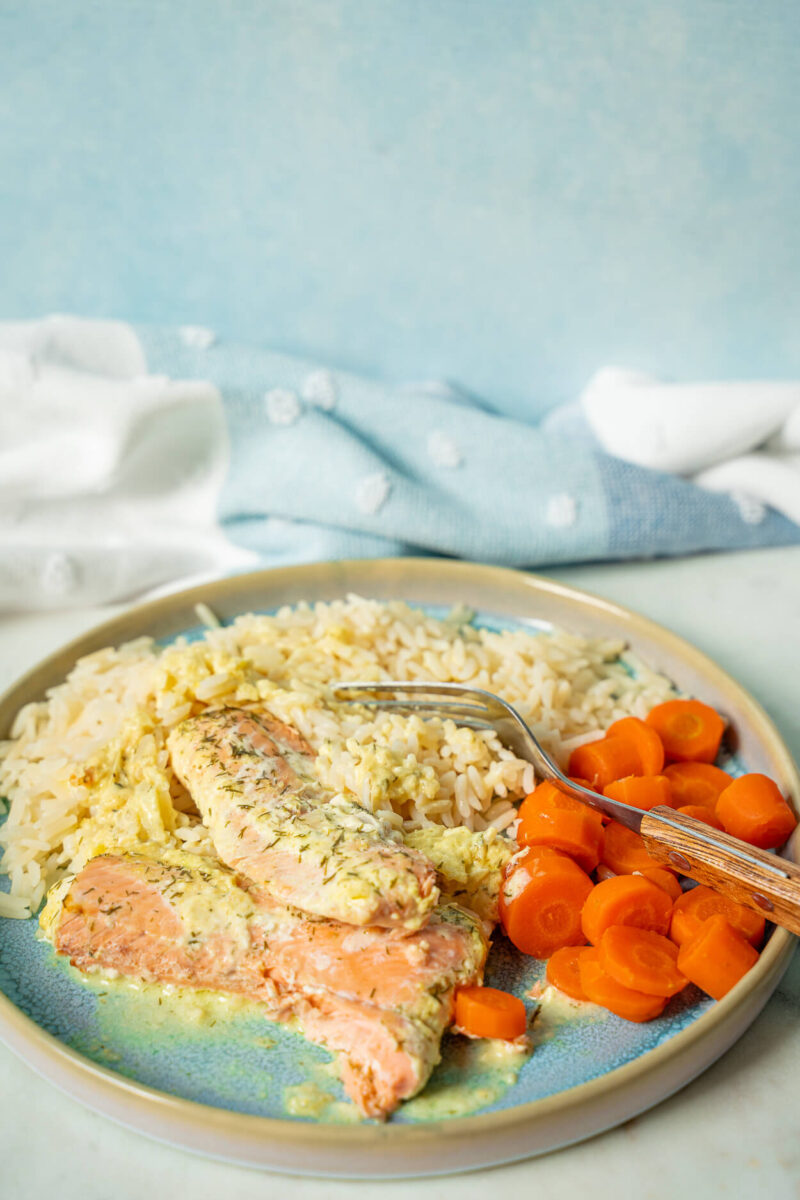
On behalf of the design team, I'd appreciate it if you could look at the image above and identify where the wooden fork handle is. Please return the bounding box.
[641,806,800,937]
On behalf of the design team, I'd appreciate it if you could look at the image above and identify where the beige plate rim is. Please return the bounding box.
[0,558,796,1174]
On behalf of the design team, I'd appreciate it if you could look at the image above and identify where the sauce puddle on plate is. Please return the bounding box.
[47,942,611,1123]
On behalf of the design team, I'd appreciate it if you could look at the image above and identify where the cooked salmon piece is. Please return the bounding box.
[41,846,487,1118]
[167,708,439,930]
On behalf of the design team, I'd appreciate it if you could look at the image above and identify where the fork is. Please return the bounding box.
[333,680,800,937]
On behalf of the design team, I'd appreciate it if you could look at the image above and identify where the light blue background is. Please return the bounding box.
[2,2,799,417]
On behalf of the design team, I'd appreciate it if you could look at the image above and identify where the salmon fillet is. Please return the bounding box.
[167,708,439,930]
[41,847,487,1118]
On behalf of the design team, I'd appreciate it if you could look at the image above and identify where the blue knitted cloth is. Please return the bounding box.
[140,327,800,568]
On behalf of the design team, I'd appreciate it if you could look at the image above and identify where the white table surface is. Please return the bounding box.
[2,547,799,1199]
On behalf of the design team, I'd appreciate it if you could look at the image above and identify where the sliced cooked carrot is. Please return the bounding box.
[676,915,759,999]
[570,773,616,824]
[517,781,560,822]
[454,986,527,1040]
[513,844,568,862]
[517,781,605,872]
[636,868,683,902]
[500,850,594,959]
[546,945,592,1001]
[598,926,687,997]
[676,804,724,829]
[663,762,732,810]
[715,773,798,850]
[578,948,667,1022]
[568,738,642,791]
[645,699,725,764]
[669,885,765,948]
[606,717,665,775]
[601,820,664,875]
[517,782,575,813]
[581,874,674,945]
[603,775,673,811]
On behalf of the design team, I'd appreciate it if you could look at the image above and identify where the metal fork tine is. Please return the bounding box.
[366,699,490,718]
[440,719,495,731]
[357,704,495,731]
[340,696,495,727]
[334,681,490,701]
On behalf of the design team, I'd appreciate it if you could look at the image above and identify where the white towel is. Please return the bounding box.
[0,316,254,611]
[581,367,800,524]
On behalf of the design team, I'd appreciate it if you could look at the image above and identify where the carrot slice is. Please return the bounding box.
[603,775,673,811]
[601,820,664,875]
[669,885,765,948]
[581,874,674,945]
[546,945,592,1001]
[676,804,724,829]
[513,844,569,862]
[715,773,797,850]
[598,926,687,997]
[517,781,561,821]
[606,717,665,775]
[500,850,594,959]
[454,986,527,1040]
[570,773,617,824]
[636,868,683,902]
[517,781,605,872]
[578,948,667,1022]
[676,915,759,999]
[663,762,732,810]
[568,738,642,791]
[645,699,725,764]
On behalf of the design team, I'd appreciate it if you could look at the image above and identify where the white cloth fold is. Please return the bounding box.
[0,316,254,611]
[581,367,800,522]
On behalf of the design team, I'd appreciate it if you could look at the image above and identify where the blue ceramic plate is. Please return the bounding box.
[0,560,796,1176]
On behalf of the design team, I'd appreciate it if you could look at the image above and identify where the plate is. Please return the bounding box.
[0,558,797,1177]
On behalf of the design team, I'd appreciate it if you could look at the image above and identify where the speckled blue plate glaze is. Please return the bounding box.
[0,602,744,1125]
[0,560,796,1176]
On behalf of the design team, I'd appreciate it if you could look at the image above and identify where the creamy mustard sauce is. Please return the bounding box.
[53,950,535,1121]
[403,825,512,924]
[80,965,361,1123]
[400,1036,530,1121]
[403,984,604,1121]
[54,956,358,1120]
[531,984,603,1046]
[284,1082,337,1118]
[282,1082,360,1123]
[71,962,264,1026]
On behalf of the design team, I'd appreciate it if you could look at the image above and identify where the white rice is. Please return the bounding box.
[0,595,677,917]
